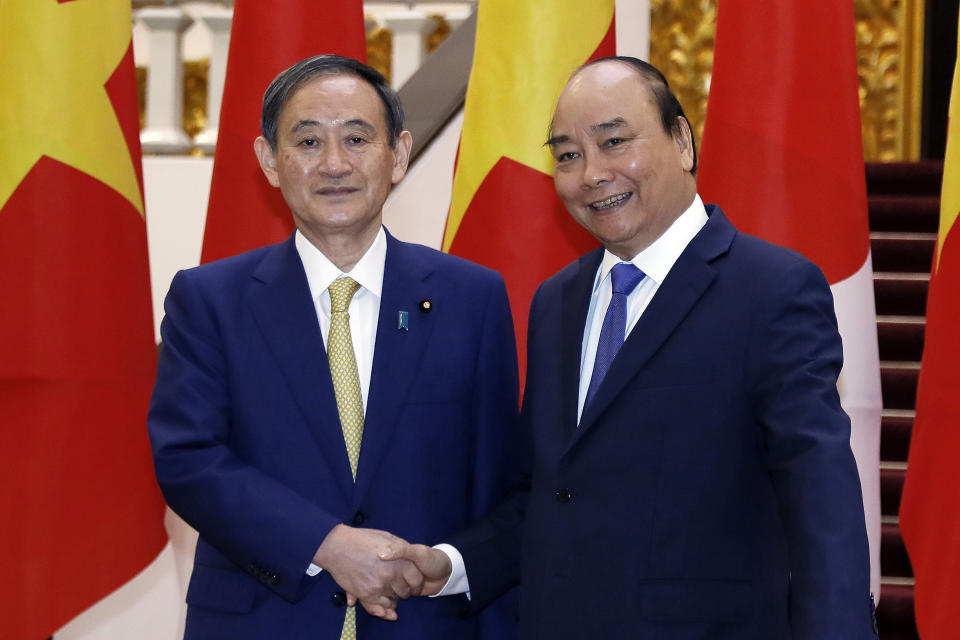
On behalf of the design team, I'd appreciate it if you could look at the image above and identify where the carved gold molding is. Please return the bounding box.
[366,25,393,83]
[650,0,925,161]
[426,14,452,55]
[183,59,209,139]
[649,0,717,145]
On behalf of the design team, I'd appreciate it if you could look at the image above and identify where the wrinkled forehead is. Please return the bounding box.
[282,73,387,127]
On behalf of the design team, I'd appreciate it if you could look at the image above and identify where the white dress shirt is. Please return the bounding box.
[296,226,386,576]
[295,227,386,411]
[436,194,709,597]
[577,195,708,422]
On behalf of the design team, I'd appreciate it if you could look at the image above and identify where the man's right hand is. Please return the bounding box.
[312,524,424,620]
[379,541,453,596]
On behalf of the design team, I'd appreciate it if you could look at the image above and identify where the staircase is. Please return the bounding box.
[868,161,943,640]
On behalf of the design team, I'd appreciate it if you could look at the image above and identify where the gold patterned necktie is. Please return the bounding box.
[327,276,363,640]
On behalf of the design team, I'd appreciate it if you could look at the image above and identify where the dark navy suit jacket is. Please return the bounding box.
[148,230,519,639]
[452,206,876,639]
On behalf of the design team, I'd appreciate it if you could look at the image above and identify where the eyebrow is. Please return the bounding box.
[544,134,569,148]
[289,118,378,134]
[591,117,629,133]
[544,117,629,147]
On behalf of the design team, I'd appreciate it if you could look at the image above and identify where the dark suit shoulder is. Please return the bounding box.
[701,206,829,288]
[176,241,282,287]
[535,247,604,296]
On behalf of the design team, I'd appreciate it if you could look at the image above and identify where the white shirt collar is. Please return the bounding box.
[294,226,386,302]
[593,194,709,292]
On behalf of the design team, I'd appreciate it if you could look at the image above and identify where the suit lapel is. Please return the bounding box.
[560,248,604,439]
[354,233,438,504]
[247,236,355,498]
[572,206,736,440]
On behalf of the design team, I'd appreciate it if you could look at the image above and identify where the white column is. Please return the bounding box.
[615,0,650,61]
[138,7,193,154]
[193,7,233,153]
[382,10,432,89]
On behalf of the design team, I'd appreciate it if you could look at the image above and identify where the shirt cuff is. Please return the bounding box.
[430,543,470,599]
[306,562,322,577]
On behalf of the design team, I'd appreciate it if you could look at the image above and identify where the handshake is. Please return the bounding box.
[312,523,456,621]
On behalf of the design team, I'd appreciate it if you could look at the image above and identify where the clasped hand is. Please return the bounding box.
[313,524,453,620]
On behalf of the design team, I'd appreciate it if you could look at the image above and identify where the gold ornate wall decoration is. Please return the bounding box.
[854,0,924,161]
[136,66,147,130]
[183,59,209,140]
[649,0,717,145]
[426,14,452,54]
[649,0,924,162]
[366,25,393,84]
[135,60,208,139]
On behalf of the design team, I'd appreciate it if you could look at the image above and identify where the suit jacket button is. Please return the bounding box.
[352,511,366,526]
[331,591,347,607]
[269,574,280,586]
[555,488,573,503]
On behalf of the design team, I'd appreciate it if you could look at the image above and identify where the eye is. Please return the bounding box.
[298,137,318,147]
[603,137,625,147]
[346,135,368,145]
[556,151,580,163]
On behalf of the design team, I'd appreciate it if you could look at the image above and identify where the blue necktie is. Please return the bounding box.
[585,263,646,408]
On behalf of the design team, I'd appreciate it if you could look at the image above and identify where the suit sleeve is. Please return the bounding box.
[148,270,340,603]
[745,258,875,639]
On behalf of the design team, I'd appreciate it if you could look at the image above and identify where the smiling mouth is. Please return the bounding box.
[316,186,357,196]
[589,192,632,211]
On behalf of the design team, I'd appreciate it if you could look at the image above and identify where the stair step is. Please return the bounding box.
[881,521,913,577]
[881,410,914,463]
[874,273,930,316]
[881,466,906,516]
[877,582,920,640]
[868,194,941,232]
[880,362,920,411]
[871,233,936,272]
[877,316,926,362]
[865,162,934,640]
[866,161,944,196]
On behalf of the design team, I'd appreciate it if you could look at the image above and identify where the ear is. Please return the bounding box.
[675,117,695,173]
[391,130,413,184]
[254,136,281,188]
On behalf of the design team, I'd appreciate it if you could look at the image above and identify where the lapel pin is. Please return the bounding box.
[419,299,432,312]
[398,310,409,331]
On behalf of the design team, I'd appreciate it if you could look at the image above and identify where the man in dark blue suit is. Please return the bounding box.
[392,57,877,638]
[147,55,518,640]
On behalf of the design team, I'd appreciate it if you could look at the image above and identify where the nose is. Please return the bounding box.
[317,141,350,177]
[581,149,612,189]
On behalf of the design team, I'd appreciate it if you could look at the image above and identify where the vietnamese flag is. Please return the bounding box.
[900,16,960,639]
[443,0,613,381]
[697,0,883,597]
[200,0,367,264]
[0,0,167,637]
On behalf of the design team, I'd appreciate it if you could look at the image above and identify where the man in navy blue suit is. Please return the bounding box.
[392,57,878,638]
[148,55,518,639]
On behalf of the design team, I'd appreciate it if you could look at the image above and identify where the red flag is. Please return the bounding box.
[698,0,883,597]
[200,0,367,263]
[443,0,613,381]
[900,16,960,638]
[0,0,167,636]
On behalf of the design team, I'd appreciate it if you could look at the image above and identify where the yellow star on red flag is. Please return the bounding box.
[0,0,143,216]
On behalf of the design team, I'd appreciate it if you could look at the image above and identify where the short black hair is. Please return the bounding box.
[579,56,698,175]
[260,54,404,149]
